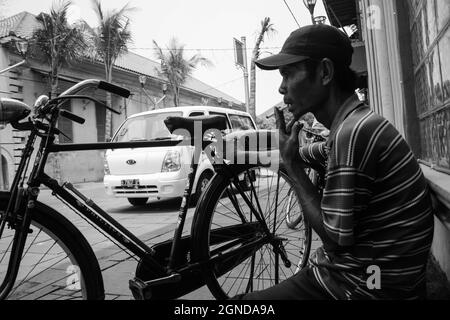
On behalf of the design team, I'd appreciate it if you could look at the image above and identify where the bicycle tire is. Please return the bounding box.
[284,188,308,231]
[0,196,104,300]
[285,168,317,229]
[191,165,311,299]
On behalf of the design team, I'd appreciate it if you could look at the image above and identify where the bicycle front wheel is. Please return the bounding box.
[191,165,311,299]
[0,198,104,300]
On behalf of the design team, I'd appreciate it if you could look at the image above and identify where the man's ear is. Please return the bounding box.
[320,58,335,86]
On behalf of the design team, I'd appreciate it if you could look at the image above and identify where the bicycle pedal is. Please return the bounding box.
[129,277,152,300]
[129,273,182,300]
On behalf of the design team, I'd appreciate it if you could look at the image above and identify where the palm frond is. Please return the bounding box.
[91,0,104,21]
[253,17,277,60]
[152,37,212,106]
[90,0,134,67]
[32,0,86,67]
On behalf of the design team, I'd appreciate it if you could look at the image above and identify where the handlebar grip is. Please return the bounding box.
[98,81,131,98]
[60,110,86,125]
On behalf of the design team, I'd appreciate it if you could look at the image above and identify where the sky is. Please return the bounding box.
[2,0,328,115]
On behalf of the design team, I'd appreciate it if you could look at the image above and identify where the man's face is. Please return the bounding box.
[278,60,325,121]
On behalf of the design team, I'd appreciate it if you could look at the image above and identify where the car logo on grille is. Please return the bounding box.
[126,160,137,165]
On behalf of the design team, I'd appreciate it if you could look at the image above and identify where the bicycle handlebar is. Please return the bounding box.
[98,81,131,98]
[37,79,130,120]
[59,109,85,125]
[59,79,130,98]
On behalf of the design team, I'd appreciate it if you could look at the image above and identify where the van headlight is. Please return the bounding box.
[161,150,181,172]
[104,158,111,175]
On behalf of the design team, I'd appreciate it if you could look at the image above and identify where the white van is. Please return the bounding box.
[103,106,256,206]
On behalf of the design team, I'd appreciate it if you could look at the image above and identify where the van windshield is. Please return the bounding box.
[114,112,183,142]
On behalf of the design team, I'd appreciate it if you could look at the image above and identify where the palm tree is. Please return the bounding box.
[153,38,212,107]
[32,0,86,99]
[90,0,133,141]
[31,1,86,184]
[249,17,276,121]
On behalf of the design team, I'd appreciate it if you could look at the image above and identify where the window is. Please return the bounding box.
[9,84,23,94]
[408,0,450,173]
[113,112,183,143]
[209,112,231,131]
[229,115,255,132]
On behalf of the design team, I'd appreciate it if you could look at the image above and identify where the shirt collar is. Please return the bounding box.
[327,94,364,145]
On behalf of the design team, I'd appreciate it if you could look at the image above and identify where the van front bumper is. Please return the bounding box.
[104,173,187,199]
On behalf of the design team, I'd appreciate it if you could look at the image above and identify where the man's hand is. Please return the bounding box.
[274,107,304,167]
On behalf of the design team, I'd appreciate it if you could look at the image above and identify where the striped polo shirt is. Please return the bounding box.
[301,95,434,300]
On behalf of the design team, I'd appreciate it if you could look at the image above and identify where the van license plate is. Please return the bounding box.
[121,179,140,188]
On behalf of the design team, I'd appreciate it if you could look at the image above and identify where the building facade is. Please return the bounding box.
[0,12,244,188]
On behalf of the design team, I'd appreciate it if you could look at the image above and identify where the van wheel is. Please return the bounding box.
[194,171,213,204]
[128,198,148,206]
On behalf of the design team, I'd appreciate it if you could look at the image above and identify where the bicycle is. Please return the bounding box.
[0,79,311,300]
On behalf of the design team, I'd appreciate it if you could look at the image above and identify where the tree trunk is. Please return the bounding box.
[249,59,257,121]
[51,74,59,142]
[173,84,179,107]
[249,18,272,123]
[105,95,112,140]
[51,70,62,183]
[105,66,113,141]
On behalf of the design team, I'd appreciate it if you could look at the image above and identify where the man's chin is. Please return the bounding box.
[288,109,304,121]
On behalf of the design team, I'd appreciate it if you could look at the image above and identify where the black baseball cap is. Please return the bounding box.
[255,24,353,70]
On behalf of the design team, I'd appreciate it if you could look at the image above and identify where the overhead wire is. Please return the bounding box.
[130,46,282,51]
[282,0,301,28]
[25,39,282,52]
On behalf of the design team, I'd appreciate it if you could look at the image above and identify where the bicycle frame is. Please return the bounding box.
[1,118,279,299]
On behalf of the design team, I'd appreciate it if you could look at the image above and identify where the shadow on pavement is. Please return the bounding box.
[108,198,184,214]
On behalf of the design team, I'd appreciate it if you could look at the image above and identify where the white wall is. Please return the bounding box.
[360,0,406,136]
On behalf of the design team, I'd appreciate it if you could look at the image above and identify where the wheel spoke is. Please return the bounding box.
[199,167,318,299]
[0,215,93,300]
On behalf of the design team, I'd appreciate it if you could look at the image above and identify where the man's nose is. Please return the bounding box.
[278,82,286,95]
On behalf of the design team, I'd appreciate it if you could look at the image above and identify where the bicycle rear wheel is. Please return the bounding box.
[0,198,104,300]
[284,187,308,231]
[285,168,317,230]
[191,166,311,299]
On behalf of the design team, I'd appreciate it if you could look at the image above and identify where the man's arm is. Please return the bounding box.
[284,159,339,252]
[275,108,339,252]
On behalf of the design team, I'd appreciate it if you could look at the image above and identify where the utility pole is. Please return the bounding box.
[241,37,250,114]
[233,37,250,113]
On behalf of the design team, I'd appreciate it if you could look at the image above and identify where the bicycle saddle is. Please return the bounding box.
[164,115,228,138]
[220,130,281,167]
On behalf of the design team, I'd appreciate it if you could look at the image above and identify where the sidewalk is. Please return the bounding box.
[93,218,214,300]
